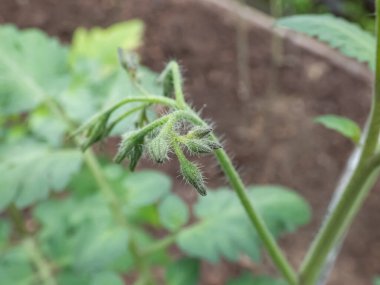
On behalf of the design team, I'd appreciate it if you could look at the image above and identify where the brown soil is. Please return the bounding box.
[1,0,379,284]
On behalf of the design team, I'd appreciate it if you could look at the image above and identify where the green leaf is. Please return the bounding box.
[111,229,170,273]
[158,194,189,232]
[90,272,124,285]
[166,258,200,285]
[58,271,90,285]
[227,273,287,285]
[69,20,144,70]
[177,186,311,262]
[314,114,361,143]
[122,170,172,208]
[0,246,34,285]
[0,142,82,210]
[0,25,69,115]
[74,225,128,272]
[62,65,161,127]
[374,277,380,285]
[277,15,376,70]
[33,194,129,272]
[28,107,67,146]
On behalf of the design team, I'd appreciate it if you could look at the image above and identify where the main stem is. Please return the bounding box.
[299,3,380,283]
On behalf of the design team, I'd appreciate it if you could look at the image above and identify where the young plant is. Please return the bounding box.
[0,20,309,285]
[2,1,378,284]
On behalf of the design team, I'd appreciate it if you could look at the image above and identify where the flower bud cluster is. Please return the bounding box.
[76,58,223,197]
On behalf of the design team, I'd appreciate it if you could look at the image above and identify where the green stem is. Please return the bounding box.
[299,3,380,283]
[159,61,187,108]
[83,151,155,284]
[179,108,297,284]
[214,147,298,285]
[119,61,296,284]
[83,150,127,225]
[7,205,57,285]
[8,204,27,237]
[73,96,177,136]
[140,234,177,258]
[23,238,58,285]
[41,91,156,283]
[107,104,147,131]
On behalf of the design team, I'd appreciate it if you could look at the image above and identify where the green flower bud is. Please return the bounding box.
[147,134,170,163]
[114,131,143,164]
[182,138,222,155]
[184,138,213,154]
[187,126,213,139]
[81,112,111,151]
[128,136,144,171]
[205,140,222,150]
[179,158,207,196]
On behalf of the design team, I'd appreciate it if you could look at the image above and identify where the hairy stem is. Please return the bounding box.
[134,66,298,284]
[159,61,187,108]
[179,108,298,285]
[299,2,380,283]
[213,147,298,285]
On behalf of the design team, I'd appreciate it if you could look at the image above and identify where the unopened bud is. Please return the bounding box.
[128,137,144,171]
[114,131,142,164]
[187,126,213,139]
[81,112,111,151]
[179,158,207,196]
[147,134,170,163]
[183,138,222,155]
[184,138,213,154]
[205,140,222,150]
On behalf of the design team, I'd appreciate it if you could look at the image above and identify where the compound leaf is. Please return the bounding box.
[177,186,310,262]
[314,114,361,143]
[0,25,69,115]
[0,142,82,210]
[0,245,34,285]
[74,225,129,272]
[122,170,172,208]
[34,194,129,273]
[159,194,189,232]
[90,272,124,285]
[278,15,376,70]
